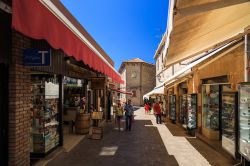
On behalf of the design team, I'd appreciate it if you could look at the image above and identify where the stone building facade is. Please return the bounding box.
[119,58,155,106]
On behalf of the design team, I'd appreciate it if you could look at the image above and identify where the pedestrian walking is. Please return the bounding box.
[124,99,134,131]
[144,102,150,114]
[115,102,124,131]
[153,101,162,124]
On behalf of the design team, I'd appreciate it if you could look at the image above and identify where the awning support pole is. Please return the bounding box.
[244,34,250,82]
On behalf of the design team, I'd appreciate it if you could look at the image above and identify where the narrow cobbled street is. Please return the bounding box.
[47,107,178,166]
[46,107,235,166]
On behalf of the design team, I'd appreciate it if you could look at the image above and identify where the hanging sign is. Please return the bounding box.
[91,77,105,90]
[23,48,51,66]
[45,81,59,99]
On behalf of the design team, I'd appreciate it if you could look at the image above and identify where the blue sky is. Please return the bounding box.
[61,0,168,70]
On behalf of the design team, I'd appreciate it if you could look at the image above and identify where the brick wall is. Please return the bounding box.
[9,31,31,166]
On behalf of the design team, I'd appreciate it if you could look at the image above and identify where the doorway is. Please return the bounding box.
[0,8,11,166]
[0,64,9,166]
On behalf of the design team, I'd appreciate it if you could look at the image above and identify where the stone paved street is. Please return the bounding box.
[46,107,235,166]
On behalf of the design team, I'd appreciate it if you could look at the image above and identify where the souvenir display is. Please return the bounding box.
[64,87,85,109]
[202,85,220,130]
[187,94,197,129]
[239,83,250,161]
[30,76,59,155]
[169,95,176,121]
[221,92,237,157]
[179,95,187,124]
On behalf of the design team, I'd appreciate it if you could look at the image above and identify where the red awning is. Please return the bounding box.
[110,88,133,95]
[12,0,124,84]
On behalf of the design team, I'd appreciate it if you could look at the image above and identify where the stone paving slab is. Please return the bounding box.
[47,111,178,166]
[46,107,237,166]
[134,108,210,166]
[164,118,237,166]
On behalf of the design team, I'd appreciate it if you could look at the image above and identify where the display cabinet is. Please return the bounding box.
[202,84,220,130]
[179,95,187,124]
[187,94,197,130]
[238,83,250,161]
[30,76,60,157]
[169,95,176,121]
[221,92,238,157]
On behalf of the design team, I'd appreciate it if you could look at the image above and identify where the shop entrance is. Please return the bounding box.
[62,77,87,150]
[0,9,11,166]
[0,64,9,166]
[179,83,188,125]
[202,83,238,158]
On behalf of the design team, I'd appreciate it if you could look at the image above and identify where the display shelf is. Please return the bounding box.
[179,95,187,124]
[221,92,238,158]
[202,84,220,130]
[169,95,176,121]
[44,121,59,127]
[238,83,250,161]
[30,76,60,156]
[187,94,197,130]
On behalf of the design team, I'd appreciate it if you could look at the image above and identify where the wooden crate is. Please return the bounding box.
[93,127,102,134]
[91,133,102,140]
[89,127,103,140]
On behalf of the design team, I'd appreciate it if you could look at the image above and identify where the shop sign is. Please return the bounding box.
[23,48,51,66]
[91,77,105,90]
[64,76,83,87]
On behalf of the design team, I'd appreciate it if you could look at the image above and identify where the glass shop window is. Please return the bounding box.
[202,84,220,130]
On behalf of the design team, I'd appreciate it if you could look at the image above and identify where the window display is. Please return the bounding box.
[239,83,250,161]
[202,84,220,130]
[169,95,176,121]
[221,92,237,157]
[30,75,60,156]
[179,95,187,124]
[187,94,197,129]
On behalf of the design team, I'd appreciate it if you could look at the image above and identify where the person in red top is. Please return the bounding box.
[153,101,162,124]
[144,103,150,114]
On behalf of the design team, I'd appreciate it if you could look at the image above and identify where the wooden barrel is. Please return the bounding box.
[75,113,90,134]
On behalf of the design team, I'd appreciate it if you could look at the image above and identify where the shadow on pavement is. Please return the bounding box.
[133,106,141,111]
[46,120,178,166]
[165,119,237,166]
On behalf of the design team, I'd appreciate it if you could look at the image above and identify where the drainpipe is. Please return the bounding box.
[244,34,250,82]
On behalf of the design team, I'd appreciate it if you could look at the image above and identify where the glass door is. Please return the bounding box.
[221,92,237,157]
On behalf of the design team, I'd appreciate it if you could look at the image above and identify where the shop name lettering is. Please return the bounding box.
[23,49,51,66]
